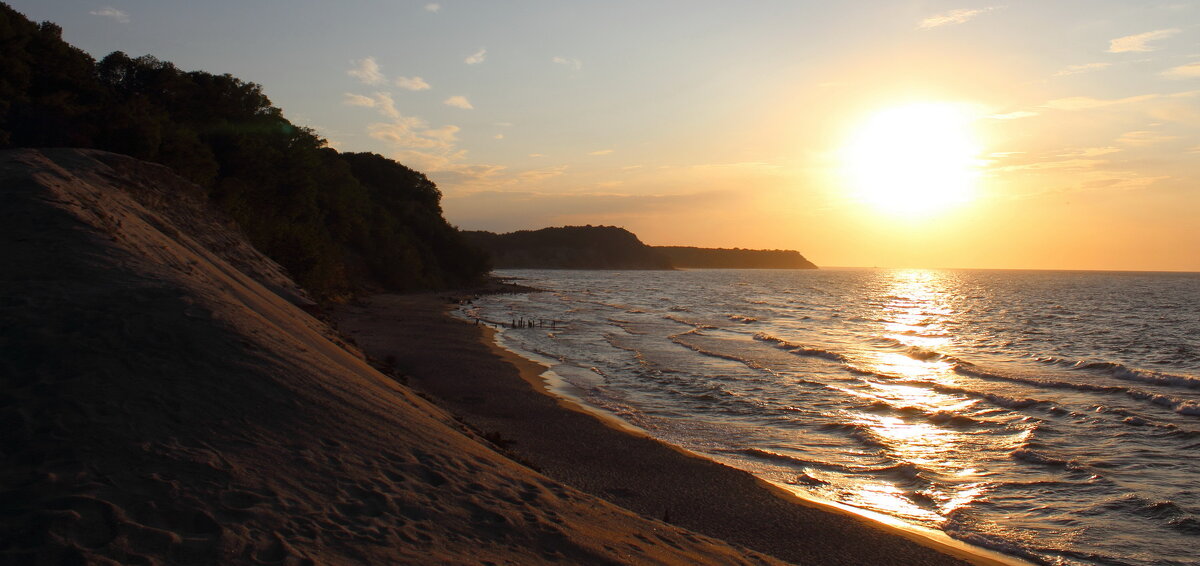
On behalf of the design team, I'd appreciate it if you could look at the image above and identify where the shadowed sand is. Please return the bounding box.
[334,294,1025,566]
[1,148,785,565]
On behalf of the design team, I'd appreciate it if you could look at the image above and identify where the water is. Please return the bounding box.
[460,268,1200,566]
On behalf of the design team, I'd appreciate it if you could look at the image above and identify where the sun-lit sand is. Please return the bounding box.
[1,147,1017,564]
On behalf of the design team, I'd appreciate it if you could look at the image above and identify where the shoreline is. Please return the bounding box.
[478,313,1030,566]
[334,293,1029,566]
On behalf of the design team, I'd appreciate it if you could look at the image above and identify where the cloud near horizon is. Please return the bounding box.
[425,3,440,12]
[347,57,386,85]
[918,7,998,29]
[444,95,474,109]
[1108,29,1180,53]
[395,76,431,90]
[465,48,487,65]
[89,7,129,23]
[588,149,614,155]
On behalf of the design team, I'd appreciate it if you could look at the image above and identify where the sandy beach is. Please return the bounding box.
[2,149,784,565]
[334,293,1023,566]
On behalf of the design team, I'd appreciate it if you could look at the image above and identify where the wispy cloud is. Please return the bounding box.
[395,76,431,91]
[588,149,614,156]
[517,166,569,183]
[552,56,583,71]
[373,92,400,119]
[425,3,441,12]
[342,93,376,108]
[1055,62,1111,76]
[1163,61,1200,79]
[369,119,459,152]
[1042,94,1159,110]
[444,95,474,110]
[988,110,1039,120]
[348,57,386,85]
[1068,147,1122,157]
[465,48,487,65]
[1116,130,1179,147]
[918,7,998,29]
[494,134,504,140]
[89,6,129,23]
[529,153,545,158]
[1108,29,1180,53]
[342,92,400,119]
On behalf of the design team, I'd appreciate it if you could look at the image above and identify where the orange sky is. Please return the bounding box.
[15,1,1200,270]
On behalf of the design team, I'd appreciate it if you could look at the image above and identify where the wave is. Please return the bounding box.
[1084,494,1200,534]
[904,345,947,361]
[727,314,757,323]
[1012,448,1088,472]
[739,448,926,485]
[1123,390,1200,417]
[662,314,718,329]
[954,363,1200,418]
[753,333,850,363]
[1035,356,1200,390]
[942,525,1054,566]
[670,335,765,370]
[739,447,812,467]
[867,401,994,428]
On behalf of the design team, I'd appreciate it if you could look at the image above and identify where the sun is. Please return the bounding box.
[841,102,982,216]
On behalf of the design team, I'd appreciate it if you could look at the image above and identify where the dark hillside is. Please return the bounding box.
[465,226,673,270]
[655,246,817,269]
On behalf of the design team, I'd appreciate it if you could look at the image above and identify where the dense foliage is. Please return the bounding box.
[0,4,489,298]
[464,226,674,270]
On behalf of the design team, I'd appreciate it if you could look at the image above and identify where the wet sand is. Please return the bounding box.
[335,293,1024,566]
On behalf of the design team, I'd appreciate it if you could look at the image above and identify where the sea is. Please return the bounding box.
[458,268,1200,566]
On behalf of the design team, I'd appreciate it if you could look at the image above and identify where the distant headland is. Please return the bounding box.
[464,225,818,270]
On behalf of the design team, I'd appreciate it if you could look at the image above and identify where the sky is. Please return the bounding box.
[11,1,1200,271]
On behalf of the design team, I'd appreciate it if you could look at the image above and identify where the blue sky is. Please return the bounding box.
[10,1,1200,270]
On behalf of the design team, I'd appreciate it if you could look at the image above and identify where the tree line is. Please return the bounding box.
[0,3,489,299]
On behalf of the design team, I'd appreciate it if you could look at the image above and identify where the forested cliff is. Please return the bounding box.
[655,246,817,269]
[466,226,818,270]
[464,226,674,270]
[0,3,488,299]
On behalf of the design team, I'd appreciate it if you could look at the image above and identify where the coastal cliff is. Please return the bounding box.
[464,226,674,270]
[465,226,818,270]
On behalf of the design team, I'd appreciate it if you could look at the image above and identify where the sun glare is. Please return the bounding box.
[842,102,982,216]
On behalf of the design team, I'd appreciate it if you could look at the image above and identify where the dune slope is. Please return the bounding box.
[0,148,778,565]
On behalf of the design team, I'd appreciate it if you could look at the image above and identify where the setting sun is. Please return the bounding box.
[842,103,982,216]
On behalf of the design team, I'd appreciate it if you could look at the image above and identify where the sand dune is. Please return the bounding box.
[0,149,781,564]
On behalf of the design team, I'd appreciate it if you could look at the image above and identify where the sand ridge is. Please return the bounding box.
[1,148,782,565]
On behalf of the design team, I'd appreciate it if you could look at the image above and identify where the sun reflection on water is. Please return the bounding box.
[837,269,999,524]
